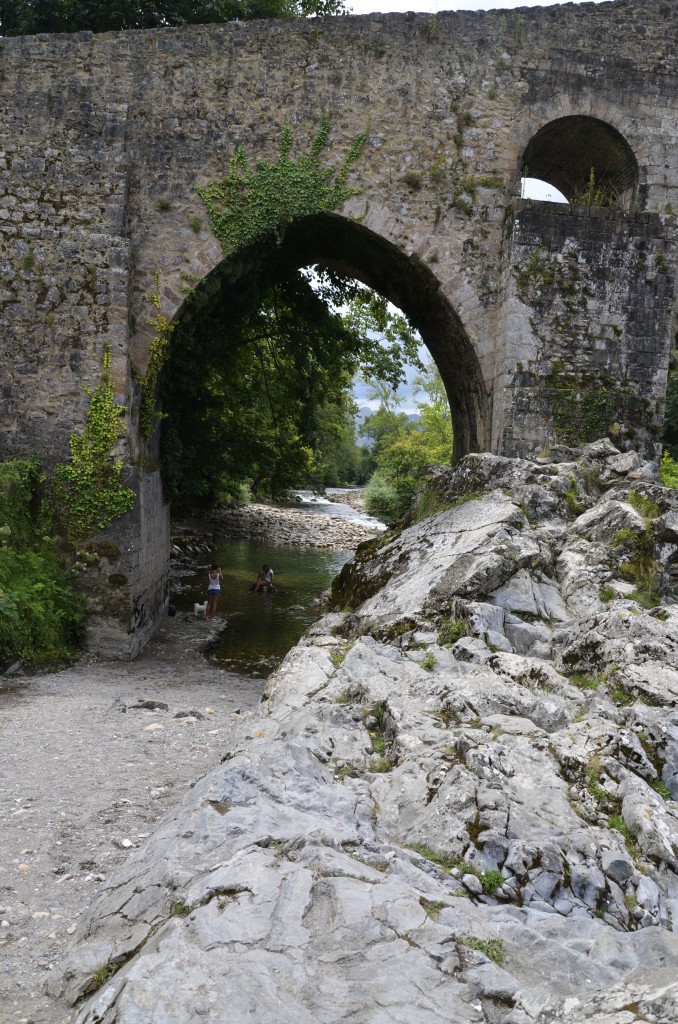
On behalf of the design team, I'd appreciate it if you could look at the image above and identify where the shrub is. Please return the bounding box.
[481,869,504,894]
[438,618,469,646]
[660,450,678,488]
[0,544,85,668]
[0,458,85,668]
[364,472,411,525]
[459,936,505,966]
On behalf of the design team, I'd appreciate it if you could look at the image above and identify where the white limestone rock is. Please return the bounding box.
[48,446,678,1024]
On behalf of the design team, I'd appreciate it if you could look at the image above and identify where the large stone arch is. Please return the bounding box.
[155,212,491,463]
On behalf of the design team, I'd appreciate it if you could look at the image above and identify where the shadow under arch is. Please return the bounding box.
[521,115,639,209]
[164,213,490,465]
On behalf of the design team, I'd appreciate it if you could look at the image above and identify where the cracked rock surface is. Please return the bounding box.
[47,443,678,1023]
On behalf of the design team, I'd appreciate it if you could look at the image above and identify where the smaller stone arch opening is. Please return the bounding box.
[521,115,639,210]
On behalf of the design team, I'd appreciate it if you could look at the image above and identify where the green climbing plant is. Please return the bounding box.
[138,115,368,443]
[53,345,135,539]
[197,113,368,256]
[139,272,176,440]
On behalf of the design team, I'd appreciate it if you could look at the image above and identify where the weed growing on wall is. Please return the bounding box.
[197,113,368,256]
[139,272,175,440]
[53,344,135,539]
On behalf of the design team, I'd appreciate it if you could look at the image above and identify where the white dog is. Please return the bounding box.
[194,601,208,617]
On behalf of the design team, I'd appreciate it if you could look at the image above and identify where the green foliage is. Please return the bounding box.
[0,457,43,549]
[0,459,85,669]
[419,651,436,671]
[363,471,410,526]
[514,246,558,298]
[330,645,350,668]
[607,686,634,706]
[563,479,585,517]
[140,274,176,440]
[458,936,505,966]
[585,756,607,803]
[0,0,346,36]
[611,507,660,598]
[160,268,420,505]
[419,898,446,920]
[52,345,135,539]
[407,843,456,873]
[198,114,367,257]
[651,778,672,800]
[567,672,602,691]
[84,961,120,995]
[368,756,392,773]
[660,450,678,488]
[598,584,617,603]
[572,167,621,209]
[609,814,638,854]
[170,901,191,917]
[481,869,504,894]
[370,733,386,754]
[551,378,617,447]
[662,352,678,459]
[361,357,453,526]
[438,618,469,646]
[627,587,660,609]
[626,490,661,521]
[412,487,449,523]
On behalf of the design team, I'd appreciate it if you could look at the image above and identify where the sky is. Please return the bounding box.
[346,0,608,14]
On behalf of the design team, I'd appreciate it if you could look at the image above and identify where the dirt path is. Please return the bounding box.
[0,614,265,1024]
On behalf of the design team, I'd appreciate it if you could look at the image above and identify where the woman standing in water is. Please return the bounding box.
[205,564,223,618]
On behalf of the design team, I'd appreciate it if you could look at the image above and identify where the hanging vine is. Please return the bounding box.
[137,114,367,441]
[139,271,176,440]
[52,344,135,539]
[197,112,368,255]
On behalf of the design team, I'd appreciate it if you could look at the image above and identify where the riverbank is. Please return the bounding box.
[0,617,264,1024]
[199,496,381,549]
[0,492,381,1022]
[44,440,678,1024]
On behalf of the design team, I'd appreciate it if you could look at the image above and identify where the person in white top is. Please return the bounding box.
[205,564,223,618]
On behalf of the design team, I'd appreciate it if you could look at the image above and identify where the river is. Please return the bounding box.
[172,490,383,677]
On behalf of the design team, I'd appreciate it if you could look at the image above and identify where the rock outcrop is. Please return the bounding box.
[48,442,678,1023]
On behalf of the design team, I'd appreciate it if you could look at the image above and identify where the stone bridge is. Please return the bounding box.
[1,0,677,656]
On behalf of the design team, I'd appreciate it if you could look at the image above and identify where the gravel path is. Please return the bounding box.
[0,614,265,1024]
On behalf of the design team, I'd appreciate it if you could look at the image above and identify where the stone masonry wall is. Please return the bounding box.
[501,201,676,457]
[0,0,677,655]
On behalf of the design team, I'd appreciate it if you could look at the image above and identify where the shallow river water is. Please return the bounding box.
[173,491,381,677]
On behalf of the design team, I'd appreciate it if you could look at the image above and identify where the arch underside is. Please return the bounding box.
[177,214,490,462]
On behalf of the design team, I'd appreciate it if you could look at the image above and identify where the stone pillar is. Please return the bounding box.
[497,201,677,458]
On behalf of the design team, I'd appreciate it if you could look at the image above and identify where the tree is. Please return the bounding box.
[362,357,453,524]
[159,270,418,507]
[0,0,345,36]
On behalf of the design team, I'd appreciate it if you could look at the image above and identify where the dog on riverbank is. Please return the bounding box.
[194,601,207,617]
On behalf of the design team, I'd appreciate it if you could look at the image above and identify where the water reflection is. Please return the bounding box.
[173,537,352,677]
